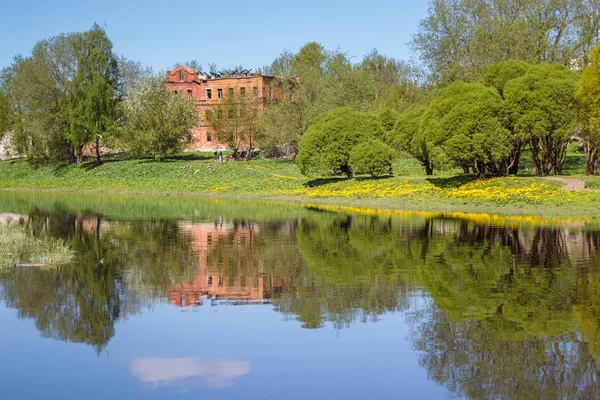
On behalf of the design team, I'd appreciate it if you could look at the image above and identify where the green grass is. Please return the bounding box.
[1,150,600,217]
[0,224,73,267]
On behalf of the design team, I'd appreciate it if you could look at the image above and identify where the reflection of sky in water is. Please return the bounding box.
[130,356,250,387]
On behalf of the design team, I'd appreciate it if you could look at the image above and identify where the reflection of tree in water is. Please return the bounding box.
[408,301,600,399]
[0,211,199,353]
[7,205,600,375]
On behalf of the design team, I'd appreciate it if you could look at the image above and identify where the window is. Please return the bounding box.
[252,86,258,97]
[207,275,213,285]
[240,87,246,97]
[217,88,223,99]
[218,276,223,287]
[207,131,212,142]
[187,90,192,99]
[173,90,178,95]
[228,88,234,98]
[179,70,185,81]
[207,233,212,244]
[269,87,272,100]
[206,89,212,100]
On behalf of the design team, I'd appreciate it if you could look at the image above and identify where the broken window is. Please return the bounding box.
[240,87,246,97]
[206,89,212,99]
[252,86,258,97]
[179,70,185,81]
[207,131,212,142]
[187,90,192,99]
[217,88,223,99]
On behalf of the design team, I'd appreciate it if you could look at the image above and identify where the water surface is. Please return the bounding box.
[1,191,600,399]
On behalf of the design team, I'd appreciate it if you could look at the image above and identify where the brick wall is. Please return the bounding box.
[165,66,285,151]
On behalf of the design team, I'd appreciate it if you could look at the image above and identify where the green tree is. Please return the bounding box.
[504,63,578,175]
[206,87,261,160]
[420,82,512,176]
[66,24,120,164]
[121,76,197,160]
[482,60,531,174]
[412,0,600,85]
[388,104,434,174]
[575,43,600,175]
[296,107,383,178]
[260,43,420,157]
[1,25,123,165]
[348,139,395,177]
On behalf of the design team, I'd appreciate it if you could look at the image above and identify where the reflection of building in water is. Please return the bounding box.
[169,221,288,307]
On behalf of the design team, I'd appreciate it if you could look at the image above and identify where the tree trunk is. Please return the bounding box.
[461,164,470,175]
[95,136,101,165]
[341,165,355,179]
[76,144,84,164]
[508,145,521,175]
[585,143,599,175]
[425,163,433,176]
[530,138,541,175]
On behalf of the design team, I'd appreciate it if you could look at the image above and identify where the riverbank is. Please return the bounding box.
[1,157,600,218]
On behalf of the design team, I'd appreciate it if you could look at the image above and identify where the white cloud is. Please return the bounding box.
[130,356,250,388]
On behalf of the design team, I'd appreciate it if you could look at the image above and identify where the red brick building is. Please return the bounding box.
[165,65,284,151]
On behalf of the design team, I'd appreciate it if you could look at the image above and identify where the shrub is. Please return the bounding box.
[349,139,395,177]
[296,107,383,178]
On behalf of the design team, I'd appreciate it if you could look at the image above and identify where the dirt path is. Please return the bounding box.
[542,177,586,191]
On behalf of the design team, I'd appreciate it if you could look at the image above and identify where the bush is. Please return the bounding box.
[296,107,383,178]
[349,140,395,177]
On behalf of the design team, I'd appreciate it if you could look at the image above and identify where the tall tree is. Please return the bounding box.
[575,43,600,175]
[121,76,197,160]
[504,63,578,175]
[412,0,600,84]
[67,24,120,164]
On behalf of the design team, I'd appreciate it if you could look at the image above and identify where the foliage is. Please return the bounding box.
[205,88,261,159]
[575,43,600,175]
[420,82,512,176]
[1,25,121,165]
[296,107,383,178]
[412,0,600,84]
[121,76,197,160]
[66,24,120,164]
[348,140,395,177]
[388,104,433,174]
[378,108,399,132]
[504,63,578,175]
[260,44,427,157]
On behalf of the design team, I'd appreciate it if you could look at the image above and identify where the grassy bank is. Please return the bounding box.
[1,154,600,217]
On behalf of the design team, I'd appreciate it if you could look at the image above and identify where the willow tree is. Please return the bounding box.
[296,107,383,178]
[575,43,600,175]
[504,64,578,175]
[419,82,512,177]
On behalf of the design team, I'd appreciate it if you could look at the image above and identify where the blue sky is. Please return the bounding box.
[0,0,430,73]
